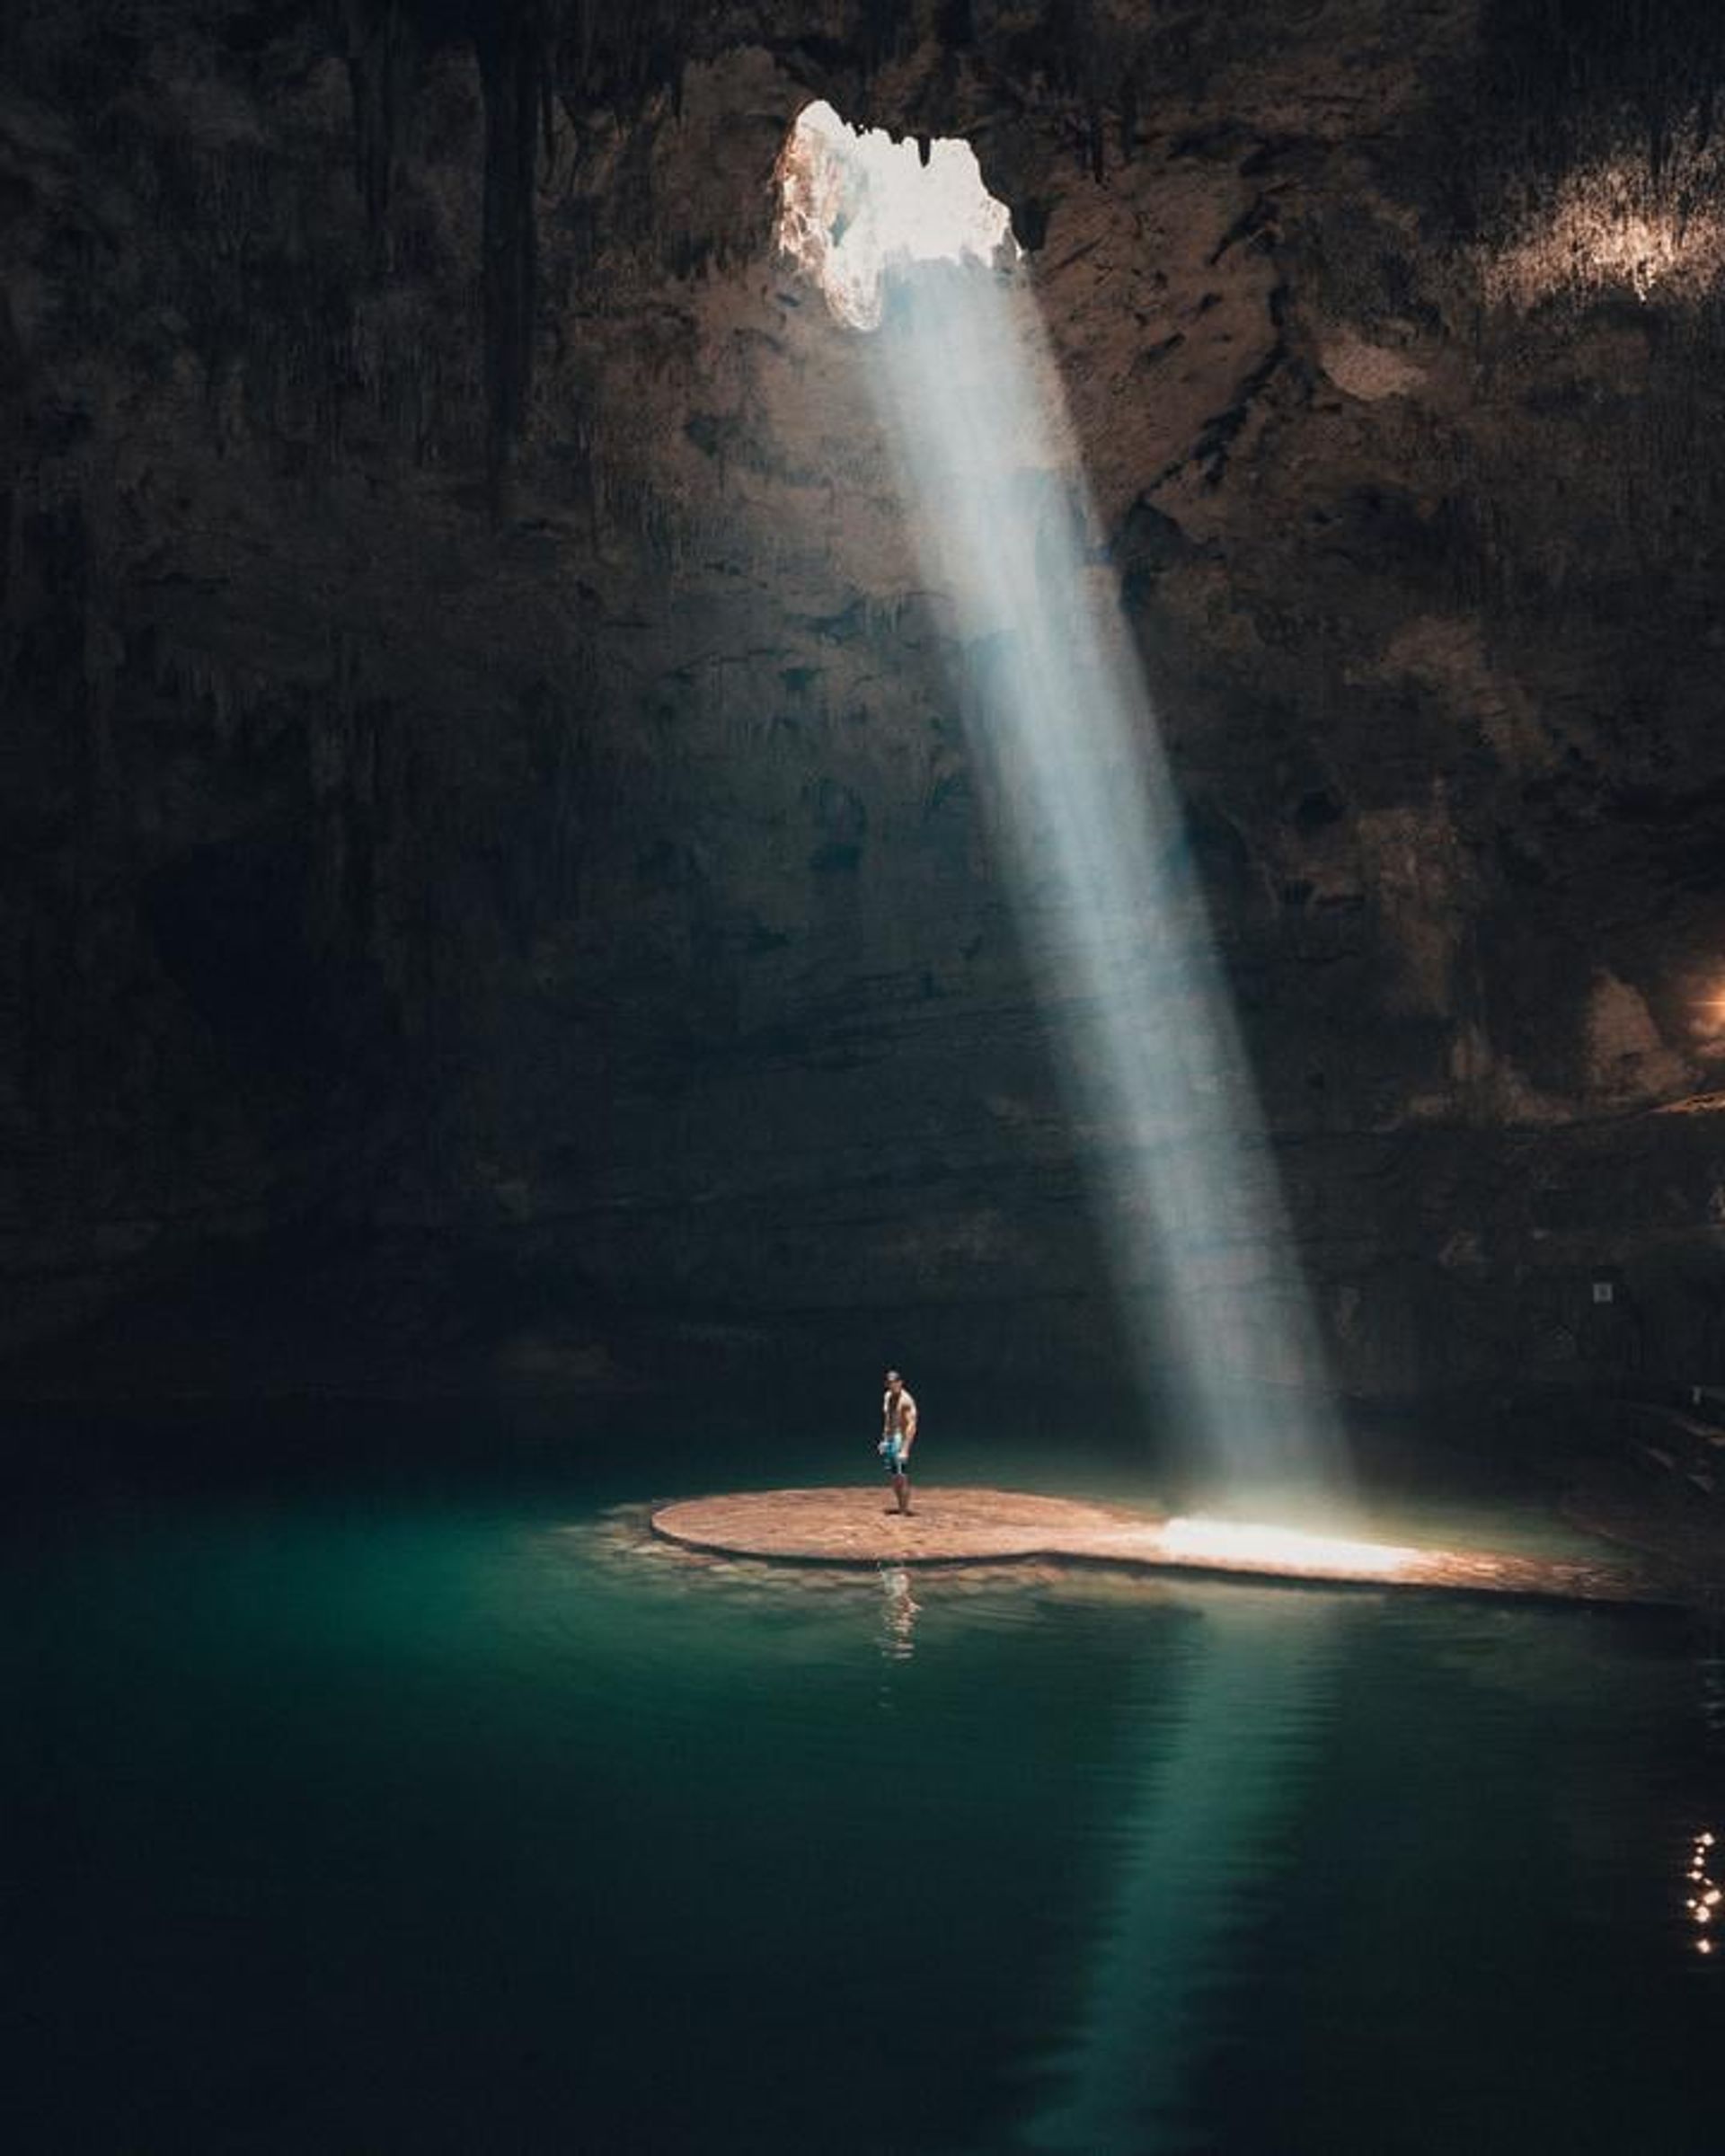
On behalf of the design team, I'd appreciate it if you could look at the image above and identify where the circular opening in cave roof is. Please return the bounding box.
[774,100,1018,331]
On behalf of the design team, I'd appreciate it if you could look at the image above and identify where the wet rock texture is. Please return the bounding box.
[9,2,1725,1399]
[652,1485,1145,1566]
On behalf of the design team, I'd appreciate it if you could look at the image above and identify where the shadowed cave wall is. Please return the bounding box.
[8,0,1725,1405]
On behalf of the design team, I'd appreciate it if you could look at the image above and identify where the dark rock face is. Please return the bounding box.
[7,1,1725,1401]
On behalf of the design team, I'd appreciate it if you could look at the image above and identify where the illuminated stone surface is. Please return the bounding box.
[652,1487,1137,1566]
[650,1488,1681,1605]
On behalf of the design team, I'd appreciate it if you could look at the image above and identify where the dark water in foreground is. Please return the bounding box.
[4,1401,1721,2154]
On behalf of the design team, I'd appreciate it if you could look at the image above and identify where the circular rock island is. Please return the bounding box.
[649,1486,1683,1606]
[650,1486,1137,1567]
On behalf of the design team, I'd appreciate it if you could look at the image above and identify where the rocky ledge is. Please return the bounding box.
[649,1484,1682,1604]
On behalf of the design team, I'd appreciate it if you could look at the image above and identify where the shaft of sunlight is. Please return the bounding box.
[876,268,1341,1494]
[780,102,1344,1498]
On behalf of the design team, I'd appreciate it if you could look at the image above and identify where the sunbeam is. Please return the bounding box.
[779,103,1345,1499]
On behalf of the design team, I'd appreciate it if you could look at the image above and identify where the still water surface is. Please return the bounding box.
[5,1403,1721,2153]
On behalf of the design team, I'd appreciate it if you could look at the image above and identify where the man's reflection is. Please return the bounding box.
[880,1563,921,1663]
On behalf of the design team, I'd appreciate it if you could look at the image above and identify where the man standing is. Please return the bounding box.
[880,1367,918,1515]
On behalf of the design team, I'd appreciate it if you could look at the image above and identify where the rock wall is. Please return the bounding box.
[7,0,1725,1401]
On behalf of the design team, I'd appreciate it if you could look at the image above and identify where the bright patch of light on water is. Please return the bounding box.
[6,1420,1718,2153]
[1027,1595,1340,2150]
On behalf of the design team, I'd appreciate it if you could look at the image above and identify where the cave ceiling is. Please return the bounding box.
[6,0,1725,1398]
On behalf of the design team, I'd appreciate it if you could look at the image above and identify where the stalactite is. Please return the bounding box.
[1118,66,1138,164]
[938,0,975,49]
[475,3,543,515]
[469,0,694,516]
[1480,0,1725,191]
[540,56,558,165]
[343,0,419,243]
[1038,0,1119,182]
[858,0,908,81]
[557,0,686,112]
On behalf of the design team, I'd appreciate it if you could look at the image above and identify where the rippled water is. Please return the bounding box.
[4,1403,1720,2153]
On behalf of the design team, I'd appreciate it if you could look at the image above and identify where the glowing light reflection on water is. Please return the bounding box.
[4,1432,1716,2154]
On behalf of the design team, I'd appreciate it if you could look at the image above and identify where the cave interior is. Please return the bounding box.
[13,1,1725,1437]
[9,5,1725,2150]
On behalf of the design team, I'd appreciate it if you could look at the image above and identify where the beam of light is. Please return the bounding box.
[1024,1595,1340,2150]
[777,105,1343,1498]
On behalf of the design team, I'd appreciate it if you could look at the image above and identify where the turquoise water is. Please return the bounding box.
[4,1404,1721,2153]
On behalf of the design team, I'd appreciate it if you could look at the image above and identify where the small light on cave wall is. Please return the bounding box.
[1686,1830,1721,1961]
[774,100,1017,330]
[1689,981,1725,1047]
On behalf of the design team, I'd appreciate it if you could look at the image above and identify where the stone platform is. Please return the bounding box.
[648,1487,1685,1607]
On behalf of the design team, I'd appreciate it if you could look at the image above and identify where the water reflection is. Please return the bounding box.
[879,1563,921,1665]
[1026,1591,1340,2151]
[1685,1828,1719,1958]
